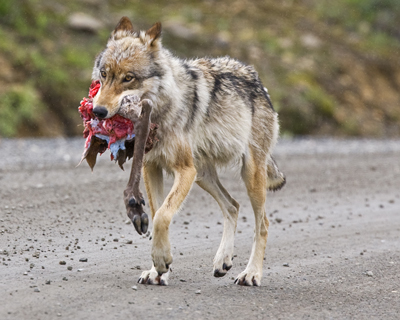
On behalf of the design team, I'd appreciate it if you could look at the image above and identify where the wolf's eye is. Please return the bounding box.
[124,75,134,82]
[100,71,106,78]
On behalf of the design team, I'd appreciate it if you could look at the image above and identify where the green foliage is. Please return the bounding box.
[0,84,43,137]
[0,0,399,137]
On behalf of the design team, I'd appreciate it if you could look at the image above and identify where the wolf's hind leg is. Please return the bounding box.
[196,165,239,278]
[235,148,269,286]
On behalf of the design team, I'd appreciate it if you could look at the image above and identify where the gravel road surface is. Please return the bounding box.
[0,137,399,319]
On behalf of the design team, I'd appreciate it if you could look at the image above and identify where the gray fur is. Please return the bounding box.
[91,19,285,285]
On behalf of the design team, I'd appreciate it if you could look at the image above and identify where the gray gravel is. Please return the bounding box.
[0,137,399,320]
[1,137,399,170]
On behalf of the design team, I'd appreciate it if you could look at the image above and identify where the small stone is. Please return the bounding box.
[77,268,84,272]
[68,12,104,33]
[59,261,66,265]
[79,258,88,262]
[111,303,115,307]
[283,263,289,267]
[183,221,190,225]
[195,290,201,294]
[131,285,138,291]
[67,266,73,271]
[62,277,68,281]
[128,301,135,304]
[275,218,282,223]
[180,279,186,282]
[126,240,133,245]
[30,263,35,269]
[45,280,51,285]
[366,271,373,277]
[34,288,40,292]
[113,238,119,242]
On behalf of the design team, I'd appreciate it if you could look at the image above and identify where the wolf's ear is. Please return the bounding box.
[111,16,134,40]
[145,22,162,46]
[115,16,134,33]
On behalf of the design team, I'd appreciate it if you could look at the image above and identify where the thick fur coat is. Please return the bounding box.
[91,17,285,286]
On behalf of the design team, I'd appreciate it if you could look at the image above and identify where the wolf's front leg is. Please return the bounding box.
[150,147,197,279]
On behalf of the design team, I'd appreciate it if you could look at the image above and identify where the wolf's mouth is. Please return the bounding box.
[78,80,158,170]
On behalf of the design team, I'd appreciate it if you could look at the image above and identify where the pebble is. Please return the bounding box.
[79,258,88,262]
[113,238,119,242]
[195,290,201,294]
[366,271,373,277]
[34,288,40,292]
[59,261,66,265]
[126,240,133,245]
[62,277,68,281]
[77,268,84,272]
[45,280,51,285]
[283,263,290,267]
[131,285,138,291]
[67,266,73,271]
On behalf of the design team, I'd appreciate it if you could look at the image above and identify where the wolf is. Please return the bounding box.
[91,17,286,286]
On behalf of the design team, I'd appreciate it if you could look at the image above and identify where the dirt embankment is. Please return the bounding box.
[1,0,400,137]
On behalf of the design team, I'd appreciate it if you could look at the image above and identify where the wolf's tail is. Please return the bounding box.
[266,156,286,191]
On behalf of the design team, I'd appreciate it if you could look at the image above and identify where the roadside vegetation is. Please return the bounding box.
[0,0,399,137]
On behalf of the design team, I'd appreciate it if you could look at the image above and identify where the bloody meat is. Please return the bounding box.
[78,80,158,170]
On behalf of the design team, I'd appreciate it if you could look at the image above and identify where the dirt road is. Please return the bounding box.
[0,138,399,319]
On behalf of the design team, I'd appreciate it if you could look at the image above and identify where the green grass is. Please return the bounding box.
[0,0,399,137]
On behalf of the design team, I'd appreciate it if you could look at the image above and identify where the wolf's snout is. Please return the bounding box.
[93,106,108,119]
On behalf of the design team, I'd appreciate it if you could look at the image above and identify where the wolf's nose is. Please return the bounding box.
[93,106,108,119]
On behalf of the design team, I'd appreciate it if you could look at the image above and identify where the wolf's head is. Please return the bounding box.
[92,17,163,119]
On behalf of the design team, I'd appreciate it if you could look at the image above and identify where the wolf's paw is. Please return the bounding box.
[138,267,169,285]
[213,255,233,277]
[234,269,262,286]
[151,245,173,276]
